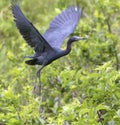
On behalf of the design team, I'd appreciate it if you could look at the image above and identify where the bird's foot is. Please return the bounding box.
[33,82,42,96]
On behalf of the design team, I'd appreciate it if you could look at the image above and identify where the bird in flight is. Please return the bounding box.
[12,3,86,80]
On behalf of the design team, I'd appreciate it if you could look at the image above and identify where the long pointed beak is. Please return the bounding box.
[78,35,89,40]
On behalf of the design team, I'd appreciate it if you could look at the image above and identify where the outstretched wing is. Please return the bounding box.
[43,5,82,49]
[12,4,53,54]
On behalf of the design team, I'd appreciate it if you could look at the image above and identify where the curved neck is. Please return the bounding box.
[52,39,73,61]
[63,38,73,55]
[49,39,73,63]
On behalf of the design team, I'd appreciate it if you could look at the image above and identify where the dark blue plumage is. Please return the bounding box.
[12,4,85,77]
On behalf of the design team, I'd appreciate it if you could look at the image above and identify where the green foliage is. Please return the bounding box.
[0,0,120,124]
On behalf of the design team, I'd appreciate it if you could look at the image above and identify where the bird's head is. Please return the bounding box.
[66,35,88,53]
[69,35,87,43]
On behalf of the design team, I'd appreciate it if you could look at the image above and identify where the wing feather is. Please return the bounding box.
[12,4,53,54]
[43,5,82,49]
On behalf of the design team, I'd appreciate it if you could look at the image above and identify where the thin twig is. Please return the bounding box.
[101,8,119,70]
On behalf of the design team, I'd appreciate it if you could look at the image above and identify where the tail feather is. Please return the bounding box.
[25,59,37,65]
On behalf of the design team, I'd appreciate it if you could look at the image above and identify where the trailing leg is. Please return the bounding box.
[33,65,44,95]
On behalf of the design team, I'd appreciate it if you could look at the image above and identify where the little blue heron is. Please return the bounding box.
[12,4,86,80]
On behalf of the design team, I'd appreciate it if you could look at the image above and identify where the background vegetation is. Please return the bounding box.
[0,0,120,124]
